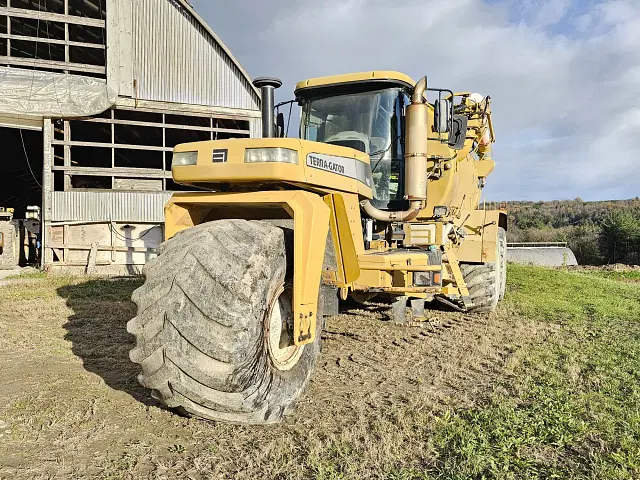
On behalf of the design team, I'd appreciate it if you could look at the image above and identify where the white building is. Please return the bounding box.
[0,0,261,273]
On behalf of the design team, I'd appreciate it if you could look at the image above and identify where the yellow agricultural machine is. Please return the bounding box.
[128,71,506,424]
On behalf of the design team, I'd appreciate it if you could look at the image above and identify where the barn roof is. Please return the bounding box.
[175,0,259,99]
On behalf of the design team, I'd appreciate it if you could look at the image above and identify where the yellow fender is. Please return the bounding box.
[456,209,507,263]
[164,190,330,346]
[323,193,360,287]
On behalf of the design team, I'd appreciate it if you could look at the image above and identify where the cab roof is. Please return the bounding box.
[294,71,416,96]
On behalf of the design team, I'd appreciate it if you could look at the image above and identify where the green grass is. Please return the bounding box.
[576,270,640,283]
[425,264,640,479]
[5,270,48,279]
[2,267,639,479]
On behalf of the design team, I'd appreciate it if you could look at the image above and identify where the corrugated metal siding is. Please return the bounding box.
[132,0,259,111]
[50,191,173,223]
[249,117,262,138]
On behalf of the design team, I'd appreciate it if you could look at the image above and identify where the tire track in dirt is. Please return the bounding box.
[304,303,537,424]
[0,278,553,480]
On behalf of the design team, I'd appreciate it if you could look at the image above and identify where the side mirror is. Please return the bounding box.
[448,115,468,150]
[276,112,286,138]
[433,99,450,133]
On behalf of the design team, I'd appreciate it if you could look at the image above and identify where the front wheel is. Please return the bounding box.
[127,219,322,424]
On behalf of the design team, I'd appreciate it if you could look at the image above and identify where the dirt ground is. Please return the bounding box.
[0,276,548,479]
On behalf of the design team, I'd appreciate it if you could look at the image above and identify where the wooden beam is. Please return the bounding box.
[162,113,167,190]
[51,165,172,179]
[6,2,10,58]
[86,242,98,274]
[51,261,112,267]
[50,139,172,152]
[64,0,69,71]
[110,110,115,171]
[77,116,250,135]
[0,7,106,28]
[63,120,71,191]
[115,97,261,119]
[42,119,53,267]
[63,224,69,264]
[0,56,105,74]
[47,242,157,253]
[0,33,105,49]
[0,114,42,130]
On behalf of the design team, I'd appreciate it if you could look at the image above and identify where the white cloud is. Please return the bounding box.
[517,0,573,28]
[190,0,640,201]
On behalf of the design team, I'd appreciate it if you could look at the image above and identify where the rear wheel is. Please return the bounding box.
[460,262,499,312]
[460,227,506,313]
[127,219,322,424]
[498,227,507,300]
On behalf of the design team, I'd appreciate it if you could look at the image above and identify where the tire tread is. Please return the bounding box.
[127,219,321,424]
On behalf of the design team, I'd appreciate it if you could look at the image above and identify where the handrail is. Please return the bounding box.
[507,242,568,248]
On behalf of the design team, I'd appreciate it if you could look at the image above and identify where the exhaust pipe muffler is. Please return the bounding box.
[361,76,429,222]
[253,77,282,138]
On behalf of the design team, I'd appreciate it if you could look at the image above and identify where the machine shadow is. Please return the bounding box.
[337,296,451,320]
[58,278,161,408]
[339,299,392,318]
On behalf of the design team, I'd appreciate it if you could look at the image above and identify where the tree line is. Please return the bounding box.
[492,198,640,266]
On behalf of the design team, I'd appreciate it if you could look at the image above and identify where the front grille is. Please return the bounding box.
[212,149,228,163]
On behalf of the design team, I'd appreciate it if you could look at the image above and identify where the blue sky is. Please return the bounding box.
[190,0,640,201]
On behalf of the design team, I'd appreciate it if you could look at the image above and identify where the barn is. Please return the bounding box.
[0,0,261,273]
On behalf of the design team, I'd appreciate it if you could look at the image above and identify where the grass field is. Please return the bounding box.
[575,269,640,283]
[0,264,639,479]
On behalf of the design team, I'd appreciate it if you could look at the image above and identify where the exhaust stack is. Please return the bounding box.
[253,77,282,138]
[361,76,429,222]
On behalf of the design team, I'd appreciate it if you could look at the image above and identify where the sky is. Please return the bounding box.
[190,0,640,201]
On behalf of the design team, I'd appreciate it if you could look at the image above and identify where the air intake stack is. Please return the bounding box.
[253,77,282,138]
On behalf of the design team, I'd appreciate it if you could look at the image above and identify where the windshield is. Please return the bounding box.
[301,88,408,210]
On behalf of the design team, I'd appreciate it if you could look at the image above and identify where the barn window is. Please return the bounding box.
[0,0,106,77]
[49,107,252,192]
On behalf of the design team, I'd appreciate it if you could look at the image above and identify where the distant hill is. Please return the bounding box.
[504,198,640,230]
[485,198,640,265]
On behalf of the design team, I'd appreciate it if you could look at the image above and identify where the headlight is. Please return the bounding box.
[433,205,449,218]
[172,151,198,167]
[414,271,442,287]
[244,148,298,164]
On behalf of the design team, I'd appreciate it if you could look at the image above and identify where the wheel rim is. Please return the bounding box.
[265,286,304,371]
